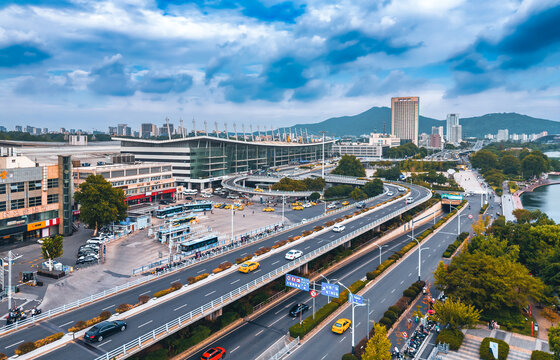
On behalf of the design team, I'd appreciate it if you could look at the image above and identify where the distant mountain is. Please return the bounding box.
[285,107,560,138]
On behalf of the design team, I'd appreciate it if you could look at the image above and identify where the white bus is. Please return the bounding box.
[183,189,198,196]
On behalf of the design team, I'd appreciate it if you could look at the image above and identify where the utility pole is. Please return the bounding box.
[320,131,327,179]
[5,251,22,309]
[282,195,285,224]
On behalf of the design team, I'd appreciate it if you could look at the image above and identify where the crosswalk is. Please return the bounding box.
[439,334,531,360]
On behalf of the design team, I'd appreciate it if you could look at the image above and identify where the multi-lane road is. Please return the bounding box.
[0,183,430,359]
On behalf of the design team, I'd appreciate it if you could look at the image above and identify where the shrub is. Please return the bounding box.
[436,329,464,350]
[313,226,324,232]
[531,351,553,360]
[395,297,411,311]
[138,295,150,304]
[403,289,416,298]
[153,288,173,298]
[99,311,112,320]
[15,342,36,355]
[33,332,64,348]
[342,354,358,360]
[480,337,509,360]
[71,320,87,332]
[384,310,398,322]
[379,316,393,328]
[0,353,6,360]
[292,236,302,241]
[115,303,134,314]
[212,267,225,274]
[335,218,344,222]
[188,273,209,284]
[389,306,402,316]
[325,221,335,227]
[254,247,272,256]
[219,311,240,328]
[289,301,340,338]
[171,282,183,291]
[302,230,313,237]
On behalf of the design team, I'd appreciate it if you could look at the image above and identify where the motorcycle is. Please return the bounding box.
[31,307,42,316]
[6,306,27,325]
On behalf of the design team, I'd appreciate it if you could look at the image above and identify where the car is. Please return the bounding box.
[87,238,104,245]
[310,202,317,206]
[239,261,260,273]
[78,249,99,257]
[332,318,351,334]
[398,188,406,192]
[263,207,275,212]
[201,193,212,198]
[291,202,302,206]
[406,196,414,204]
[332,224,345,232]
[255,188,264,192]
[303,203,312,208]
[301,218,308,224]
[201,347,226,360]
[214,203,222,208]
[341,201,349,206]
[285,249,303,260]
[76,255,98,264]
[356,201,366,209]
[85,320,127,342]
[327,204,337,209]
[227,194,239,199]
[289,303,310,317]
[387,192,394,196]
[292,206,304,210]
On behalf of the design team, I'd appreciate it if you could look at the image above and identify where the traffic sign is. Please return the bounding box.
[310,290,318,298]
[285,274,310,291]
[468,214,473,219]
[321,282,340,298]
[403,331,408,339]
[350,294,363,305]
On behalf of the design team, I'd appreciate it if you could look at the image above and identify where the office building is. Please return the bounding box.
[69,135,88,146]
[141,123,158,138]
[15,126,22,132]
[333,143,383,159]
[0,149,73,245]
[450,124,462,145]
[391,97,419,145]
[159,123,175,139]
[432,126,444,140]
[108,126,117,136]
[368,133,401,147]
[446,114,459,142]
[497,129,509,142]
[115,136,333,189]
[430,133,442,149]
[74,162,176,206]
[0,126,6,132]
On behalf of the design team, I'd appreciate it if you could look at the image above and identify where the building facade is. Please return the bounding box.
[450,124,462,145]
[368,133,401,147]
[141,123,158,138]
[497,129,509,142]
[333,144,383,159]
[391,97,419,145]
[446,114,459,142]
[74,162,177,205]
[115,136,333,189]
[0,149,72,245]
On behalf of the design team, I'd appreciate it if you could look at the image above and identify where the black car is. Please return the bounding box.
[85,320,127,342]
[289,303,309,317]
[76,255,98,265]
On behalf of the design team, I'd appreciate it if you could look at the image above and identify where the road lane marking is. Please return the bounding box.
[357,322,361,327]
[231,346,240,353]
[102,304,115,311]
[196,269,206,274]
[240,252,247,256]
[5,340,24,349]
[255,329,264,336]
[391,289,395,293]
[269,315,287,326]
[400,280,404,285]
[174,304,188,311]
[230,279,240,285]
[99,339,112,346]
[321,355,328,360]
[304,246,310,250]
[272,261,280,265]
[205,290,216,297]
[381,298,386,303]
[170,279,180,284]
[140,290,150,296]
[138,320,153,328]
[304,298,312,303]
[340,336,346,343]
[59,320,74,327]
[409,272,412,277]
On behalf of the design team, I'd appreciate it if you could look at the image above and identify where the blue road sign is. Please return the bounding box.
[321,282,339,298]
[285,274,310,291]
[350,294,364,305]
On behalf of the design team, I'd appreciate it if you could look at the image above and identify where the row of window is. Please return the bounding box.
[0,194,59,211]
[0,179,58,195]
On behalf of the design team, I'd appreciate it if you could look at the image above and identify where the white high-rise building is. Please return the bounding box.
[497,129,509,142]
[450,125,462,145]
[446,114,459,142]
[391,97,419,145]
[432,126,444,139]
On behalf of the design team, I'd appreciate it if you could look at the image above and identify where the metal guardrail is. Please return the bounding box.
[255,335,299,360]
[0,187,395,335]
[95,189,431,360]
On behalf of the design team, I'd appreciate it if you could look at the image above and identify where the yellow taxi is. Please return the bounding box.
[238,261,260,273]
[214,203,222,208]
[291,202,302,206]
[224,204,232,209]
[255,188,264,192]
[342,201,350,206]
[332,318,351,334]
[237,205,244,211]
[292,206,304,211]
[263,207,275,212]
[310,202,317,206]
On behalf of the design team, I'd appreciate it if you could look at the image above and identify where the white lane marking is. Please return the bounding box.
[140,290,150,296]
[174,304,188,311]
[269,315,287,326]
[275,308,285,315]
[357,322,361,327]
[304,246,310,250]
[255,329,264,336]
[205,290,216,297]
[253,269,261,274]
[240,252,247,256]
[170,278,180,284]
[408,272,412,277]
[59,320,74,327]
[196,269,206,274]
[138,320,153,328]
[102,304,115,311]
[381,298,386,303]
[99,339,112,346]
[304,298,312,303]
[272,261,280,265]
[321,355,328,360]
[422,260,426,264]
[340,336,346,343]
[230,279,240,285]
[369,310,374,315]
[400,280,404,285]
[231,346,240,353]
[391,289,395,293]
[318,240,324,243]
[5,340,24,349]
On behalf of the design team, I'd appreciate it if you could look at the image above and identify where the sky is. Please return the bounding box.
[0,0,559,132]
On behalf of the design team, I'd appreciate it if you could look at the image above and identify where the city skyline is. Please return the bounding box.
[0,1,559,129]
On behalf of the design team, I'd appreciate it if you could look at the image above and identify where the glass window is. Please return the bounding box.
[125,179,137,184]
[29,196,42,207]
[150,176,161,181]
[0,201,5,212]
[150,166,161,173]
[111,170,124,178]
[10,182,25,193]
[100,172,110,179]
[47,178,59,188]
[139,167,150,175]
[29,180,42,191]
[47,194,59,204]
[0,184,5,194]
[10,198,25,210]
[125,169,138,176]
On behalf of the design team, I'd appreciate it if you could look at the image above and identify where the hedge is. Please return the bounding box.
[15,332,64,355]
[436,329,464,350]
[187,273,209,285]
[289,301,340,338]
[116,303,134,314]
[68,311,111,332]
[480,203,489,214]
[342,354,358,360]
[531,350,553,360]
[443,232,469,258]
[480,337,509,360]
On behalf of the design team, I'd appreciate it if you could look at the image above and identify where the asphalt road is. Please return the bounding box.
[285,198,482,360]
[1,184,428,358]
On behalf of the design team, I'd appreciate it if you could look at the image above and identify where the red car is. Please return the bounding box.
[201,347,226,360]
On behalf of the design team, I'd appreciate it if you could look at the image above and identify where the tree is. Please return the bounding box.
[549,324,560,358]
[467,235,519,262]
[332,155,366,177]
[522,154,548,179]
[484,169,505,187]
[432,297,481,329]
[350,188,367,201]
[363,179,384,197]
[74,174,128,235]
[500,154,521,175]
[362,322,392,360]
[375,166,402,181]
[542,307,560,327]
[41,235,63,271]
[309,192,321,201]
[471,150,498,173]
[512,209,534,224]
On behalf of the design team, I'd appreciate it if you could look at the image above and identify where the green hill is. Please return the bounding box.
[285,107,560,138]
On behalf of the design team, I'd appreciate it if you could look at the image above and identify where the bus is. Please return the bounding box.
[171,213,198,226]
[183,189,198,196]
[179,235,219,255]
[154,202,212,218]
[158,225,191,243]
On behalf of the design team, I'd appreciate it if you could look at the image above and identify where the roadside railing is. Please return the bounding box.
[95,190,431,360]
[0,185,399,335]
[255,335,299,360]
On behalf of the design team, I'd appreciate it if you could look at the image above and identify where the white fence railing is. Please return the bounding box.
[94,190,431,360]
[0,186,396,335]
[255,335,299,360]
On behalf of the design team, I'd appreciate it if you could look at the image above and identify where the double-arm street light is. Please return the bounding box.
[374,244,388,266]
[450,205,469,235]
[337,281,367,354]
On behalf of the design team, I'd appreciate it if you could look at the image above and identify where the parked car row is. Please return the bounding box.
[76,234,109,265]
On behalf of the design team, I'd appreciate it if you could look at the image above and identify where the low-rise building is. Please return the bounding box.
[73,162,177,206]
[368,133,401,147]
[333,143,383,159]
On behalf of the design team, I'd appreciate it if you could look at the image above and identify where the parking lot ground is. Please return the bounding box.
[454,170,485,194]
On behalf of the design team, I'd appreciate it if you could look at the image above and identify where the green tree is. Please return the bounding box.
[500,154,521,175]
[522,154,548,178]
[332,155,366,177]
[362,322,392,360]
[375,166,402,181]
[471,150,498,173]
[363,179,384,197]
[467,234,520,262]
[548,324,560,359]
[74,174,128,235]
[309,192,321,201]
[484,169,505,187]
[432,297,481,329]
[41,235,63,271]
[350,188,367,201]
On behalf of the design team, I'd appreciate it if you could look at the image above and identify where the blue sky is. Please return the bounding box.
[0,0,559,131]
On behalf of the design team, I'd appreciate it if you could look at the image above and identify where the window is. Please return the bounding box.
[11,198,25,210]
[47,194,59,204]
[10,182,25,193]
[125,169,138,176]
[162,175,172,179]
[47,178,58,188]
[29,196,42,207]
[139,167,150,175]
[150,176,161,181]
[125,179,137,185]
[78,173,90,180]
[0,184,5,194]
[100,172,110,179]
[112,181,124,187]
[0,201,5,212]
[29,180,42,191]
[111,170,124,178]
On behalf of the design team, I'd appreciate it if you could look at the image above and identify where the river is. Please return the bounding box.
[520,175,560,223]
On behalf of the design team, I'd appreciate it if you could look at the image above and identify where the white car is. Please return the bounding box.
[285,249,303,260]
[332,224,345,232]
[301,219,308,224]
[87,238,105,245]
[406,196,414,204]
[387,192,394,196]
[327,204,337,209]
[303,203,312,208]
[201,193,212,198]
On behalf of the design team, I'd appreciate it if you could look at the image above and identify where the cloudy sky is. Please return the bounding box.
[0,0,559,132]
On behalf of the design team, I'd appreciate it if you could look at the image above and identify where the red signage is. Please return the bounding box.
[403,331,407,339]
[310,290,318,298]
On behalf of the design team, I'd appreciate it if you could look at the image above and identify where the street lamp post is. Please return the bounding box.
[374,244,388,266]
[319,274,337,303]
[450,205,468,235]
[337,281,367,354]
[409,237,430,282]
[320,131,327,179]
[282,195,285,224]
